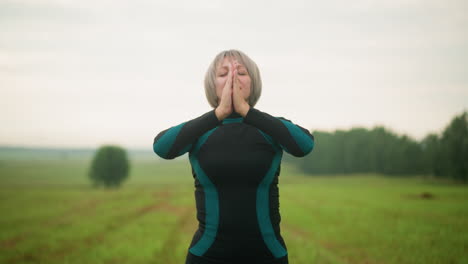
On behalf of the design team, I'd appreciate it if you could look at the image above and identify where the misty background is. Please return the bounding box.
[1,0,467,150]
[1,2,468,264]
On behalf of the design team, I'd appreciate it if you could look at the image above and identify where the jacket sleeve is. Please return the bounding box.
[243,107,315,157]
[153,109,221,159]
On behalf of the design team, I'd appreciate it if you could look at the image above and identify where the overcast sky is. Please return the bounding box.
[1,0,467,149]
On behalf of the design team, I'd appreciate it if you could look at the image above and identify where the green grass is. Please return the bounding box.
[0,158,467,264]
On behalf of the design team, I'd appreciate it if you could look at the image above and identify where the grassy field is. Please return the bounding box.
[0,158,467,264]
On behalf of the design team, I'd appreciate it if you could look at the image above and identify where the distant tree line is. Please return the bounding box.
[287,110,468,183]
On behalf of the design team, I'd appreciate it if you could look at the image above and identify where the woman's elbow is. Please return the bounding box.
[296,138,315,157]
[304,139,315,156]
[153,139,175,160]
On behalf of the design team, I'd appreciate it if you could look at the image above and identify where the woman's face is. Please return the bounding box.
[215,56,251,104]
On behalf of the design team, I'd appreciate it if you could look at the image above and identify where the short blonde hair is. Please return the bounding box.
[204,49,262,108]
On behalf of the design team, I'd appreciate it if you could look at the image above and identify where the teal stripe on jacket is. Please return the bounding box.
[256,130,288,258]
[279,119,314,156]
[188,127,220,256]
[153,122,187,158]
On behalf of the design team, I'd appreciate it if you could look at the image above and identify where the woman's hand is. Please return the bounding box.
[215,64,234,121]
[232,68,250,117]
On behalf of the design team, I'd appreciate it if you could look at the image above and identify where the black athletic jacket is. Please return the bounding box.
[153,107,315,264]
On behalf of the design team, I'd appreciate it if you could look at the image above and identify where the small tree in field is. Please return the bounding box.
[89,145,130,188]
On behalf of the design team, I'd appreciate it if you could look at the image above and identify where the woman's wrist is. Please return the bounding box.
[215,108,222,121]
[215,107,228,121]
[238,104,250,118]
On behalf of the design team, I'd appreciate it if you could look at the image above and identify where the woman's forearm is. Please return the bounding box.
[153,109,221,159]
[243,107,315,157]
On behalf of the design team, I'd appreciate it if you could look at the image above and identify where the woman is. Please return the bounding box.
[153,49,315,264]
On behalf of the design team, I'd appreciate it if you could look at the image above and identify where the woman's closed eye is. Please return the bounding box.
[237,66,247,75]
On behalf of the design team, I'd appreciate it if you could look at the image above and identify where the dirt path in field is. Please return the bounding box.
[282,223,385,264]
[0,197,107,250]
[0,190,142,250]
[155,205,196,264]
[4,188,194,264]
[0,234,24,249]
